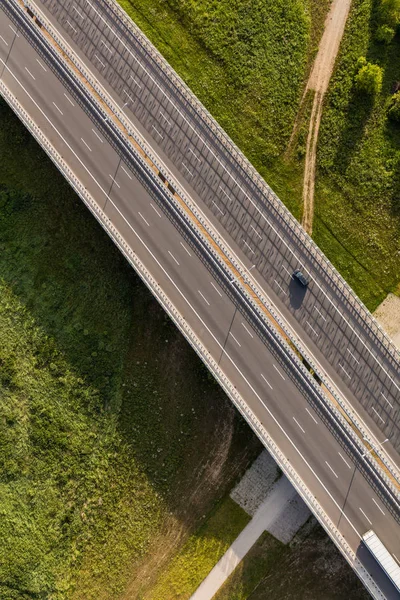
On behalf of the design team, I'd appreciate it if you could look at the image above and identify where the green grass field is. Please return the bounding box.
[0,98,261,600]
[316,0,400,309]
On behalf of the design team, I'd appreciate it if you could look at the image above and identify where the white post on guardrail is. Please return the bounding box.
[230,264,255,284]
[362,437,389,458]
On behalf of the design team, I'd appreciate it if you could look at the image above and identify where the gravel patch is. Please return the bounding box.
[374,293,400,350]
[230,450,311,543]
[230,450,280,516]
[268,491,311,544]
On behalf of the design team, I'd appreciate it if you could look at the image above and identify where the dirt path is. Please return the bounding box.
[301,0,352,234]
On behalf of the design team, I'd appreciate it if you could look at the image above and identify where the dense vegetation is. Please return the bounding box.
[0,98,260,599]
[316,0,400,308]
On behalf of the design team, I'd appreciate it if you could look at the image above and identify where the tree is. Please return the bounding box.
[375,23,395,44]
[388,91,400,121]
[378,0,400,27]
[355,57,383,95]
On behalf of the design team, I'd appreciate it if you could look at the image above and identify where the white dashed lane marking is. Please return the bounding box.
[80,138,92,152]
[359,507,372,525]
[24,66,35,80]
[210,281,222,297]
[229,332,241,347]
[168,250,180,266]
[325,461,338,479]
[305,407,318,424]
[241,322,254,338]
[150,203,162,218]
[273,364,285,380]
[371,497,385,515]
[293,417,305,434]
[138,212,150,227]
[198,290,210,306]
[108,174,120,189]
[338,452,351,469]
[261,373,273,390]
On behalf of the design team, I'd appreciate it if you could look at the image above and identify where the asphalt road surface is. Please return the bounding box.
[31,0,400,464]
[0,2,399,597]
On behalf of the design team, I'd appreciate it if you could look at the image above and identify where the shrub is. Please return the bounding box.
[355,57,383,94]
[375,23,395,43]
[387,91,400,121]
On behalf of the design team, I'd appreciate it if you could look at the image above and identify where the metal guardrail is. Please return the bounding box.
[0,78,386,600]
[104,0,400,368]
[23,0,400,494]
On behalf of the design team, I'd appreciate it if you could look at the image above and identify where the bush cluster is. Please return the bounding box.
[355,56,383,94]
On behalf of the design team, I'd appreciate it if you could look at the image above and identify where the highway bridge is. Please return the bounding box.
[1,1,399,597]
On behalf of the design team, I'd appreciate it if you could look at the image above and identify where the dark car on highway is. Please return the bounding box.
[293,270,309,287]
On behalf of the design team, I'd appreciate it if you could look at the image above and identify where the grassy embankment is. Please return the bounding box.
[315,0,400,309]
[0,97,261,600]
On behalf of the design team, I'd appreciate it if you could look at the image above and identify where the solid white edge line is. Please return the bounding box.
[59,0,400,443]
[1,59,109,199]
[87,0,397,400]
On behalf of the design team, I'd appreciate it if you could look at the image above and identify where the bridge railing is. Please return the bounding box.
[21,0,400,493]
[0,77,386,600]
